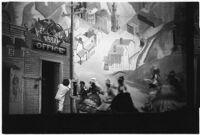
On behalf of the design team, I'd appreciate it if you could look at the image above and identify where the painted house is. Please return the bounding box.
[75,30,96,64]
[95,9,111,34]
[118,38,141,70]
[84,30,97,47]
[77,49,87,65]
[85,8,98,25]
[84,30,96,59]
[138,9,162,27]
[104,38,142,72]
[104,43,124,72]
[127,14,150,36]
[127,7,163,37]
[107,45,124,72]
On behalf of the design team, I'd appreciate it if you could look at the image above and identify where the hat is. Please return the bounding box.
[90,78,96,83]
[152,65,158,70]
[80,81,85,85]
[118,76,124,81]
[105,79,111,84]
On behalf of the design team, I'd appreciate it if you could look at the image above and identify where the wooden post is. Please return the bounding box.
[70,1,74,80]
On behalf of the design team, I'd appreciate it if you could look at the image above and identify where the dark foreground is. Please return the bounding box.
[2,108,199,134]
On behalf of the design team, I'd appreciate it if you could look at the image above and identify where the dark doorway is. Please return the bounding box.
[2,67,10,115]
[196,57,200,108]
[42,60,60,114]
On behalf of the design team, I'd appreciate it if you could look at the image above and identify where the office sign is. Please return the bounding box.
[32,39,67,55]
[30,18,70,55]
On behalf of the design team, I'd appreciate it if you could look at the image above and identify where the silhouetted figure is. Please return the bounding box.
[167,71,180,90]
[110,76,138,113]
[141,66,162,112]
[111,92,138,113]
[79,81,88,101]
[167,70,182,98]
[149,66,161,90]
[117,76,128,93]
[141,70,185,112]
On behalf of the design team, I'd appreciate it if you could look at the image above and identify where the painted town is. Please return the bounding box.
[2,2,199,115]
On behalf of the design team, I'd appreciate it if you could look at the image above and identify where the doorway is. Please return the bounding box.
[41,60,60,114]
[195,57,200,108]
[2,67,10,115]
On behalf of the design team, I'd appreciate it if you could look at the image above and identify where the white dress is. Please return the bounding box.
[55,84,70,112]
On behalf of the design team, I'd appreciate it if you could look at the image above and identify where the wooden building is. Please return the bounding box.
[75,30,96,64]
[2,18,71,114]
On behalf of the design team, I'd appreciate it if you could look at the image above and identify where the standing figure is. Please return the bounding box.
[79,81,88,101]
[167,70,182,98]
[142,66,162,112]
[105,79,116,102]
[148,65,162,92]
[117,76,128,94]
[167,70,180,90]
[110,76,138,113]
[55,79,71,113]
[88,78,103,95]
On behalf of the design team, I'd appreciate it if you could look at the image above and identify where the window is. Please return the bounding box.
[8,47,15,57]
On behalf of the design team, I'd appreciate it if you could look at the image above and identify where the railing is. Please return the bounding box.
[2,22,26,38]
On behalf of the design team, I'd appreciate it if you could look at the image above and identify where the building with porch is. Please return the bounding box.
[74,30,96,64]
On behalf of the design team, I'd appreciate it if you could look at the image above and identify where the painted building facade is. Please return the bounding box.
[95,9,111,34]
[2,15,71,114]
[127,14,150,36]
[111,3,120,32]
[104,38,141,72]
[74,30,96,64]
[85,8,97,25]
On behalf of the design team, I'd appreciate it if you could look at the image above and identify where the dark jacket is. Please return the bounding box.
[110,93,138,113]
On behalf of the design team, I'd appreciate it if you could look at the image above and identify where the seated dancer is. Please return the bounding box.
[78,78,103,113]
[97,79,116,112]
